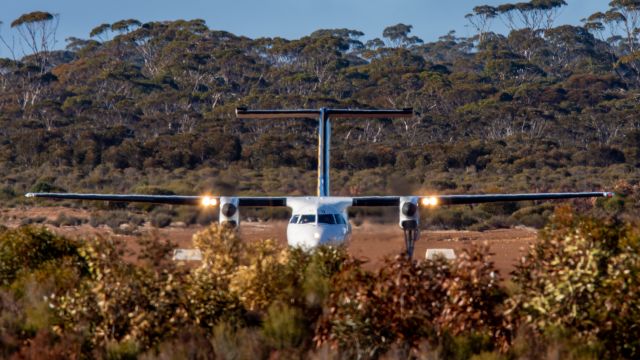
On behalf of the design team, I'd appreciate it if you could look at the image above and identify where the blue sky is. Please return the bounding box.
[0,0,606,52]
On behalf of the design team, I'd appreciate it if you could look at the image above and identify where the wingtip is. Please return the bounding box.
[25,193,35,198]
[604,192,615,198]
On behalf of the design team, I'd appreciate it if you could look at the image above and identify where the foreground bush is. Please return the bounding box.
[509,206,640,359]
[0,210,639,358]
[316,245,507,358]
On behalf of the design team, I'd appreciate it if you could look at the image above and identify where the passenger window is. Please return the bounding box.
[299,215,316,224]
[290,215,299,224]
[334,214,346,224]
[318,214,336,224]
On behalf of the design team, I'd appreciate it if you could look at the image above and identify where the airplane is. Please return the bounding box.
[25,107,614,257]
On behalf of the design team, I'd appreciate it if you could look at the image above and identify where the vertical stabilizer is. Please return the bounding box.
[318,108,330,196]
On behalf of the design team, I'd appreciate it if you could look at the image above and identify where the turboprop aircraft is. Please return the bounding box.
[26,108,614,257]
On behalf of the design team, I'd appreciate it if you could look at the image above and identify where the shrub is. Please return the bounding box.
[210,322,266,360]
[151,212,172,228]
[0,186,16,200]
[48,213,84,227]
[52,237,193,353]
[439,244,509,351]
[316,256,450,357]
[89,210,136,230]
[509,206,640,359]
[425,207,479,229]
[29,181,66,193]
[262,302,306,350]
[196,209,216,226]
[0,227,82,287]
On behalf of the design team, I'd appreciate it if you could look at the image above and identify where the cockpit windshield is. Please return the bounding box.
[291,214,345,225]
[299,214,316,224]
[318,214,336,224]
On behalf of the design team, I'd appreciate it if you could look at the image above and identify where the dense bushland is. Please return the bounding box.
[1,206,639,359]
[0,1,638,224]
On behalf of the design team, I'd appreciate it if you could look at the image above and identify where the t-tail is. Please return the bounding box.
[235,107,413,197]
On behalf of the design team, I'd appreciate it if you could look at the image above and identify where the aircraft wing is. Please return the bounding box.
[25,191,613,207]
[24,193,287,207]
[351,192,614,207]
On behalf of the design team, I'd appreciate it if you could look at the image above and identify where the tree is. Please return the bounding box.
[583,1,640,82]
[310,28,364,52]
[89,23,112,42]
[110,19,142,35]
[466,5,498,44]
[10,11,59,72]
[543,25,599,74]
[497,0,567,32]
[382,23,424,48]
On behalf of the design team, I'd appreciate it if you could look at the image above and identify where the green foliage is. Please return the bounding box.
[2,5,638,222]
[262,302,306,350]
[150,211,172,228]
[30,181,66,193]
[510,206,640,358]
[1,210,640,358]
[10,11,54,27]
[0,226,82,286]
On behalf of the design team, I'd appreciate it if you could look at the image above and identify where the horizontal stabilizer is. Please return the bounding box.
[326,108,413,118]
[235,107,413,119]
[236,108,319,119]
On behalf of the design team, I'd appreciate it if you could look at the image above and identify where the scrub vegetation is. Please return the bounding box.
[0,1,638,228]
[1,207,639,359]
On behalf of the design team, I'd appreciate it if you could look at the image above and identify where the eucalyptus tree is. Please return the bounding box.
[89,23,112,42]
[584,1,640,82]
[496,0,567,32]
[543,25,607,75]
[9,11,59,72]
[465,5,498,44]
[382,23,423,48]
[111,19,142,35]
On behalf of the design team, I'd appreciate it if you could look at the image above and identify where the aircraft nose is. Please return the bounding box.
[311,227,325,244]
[287,224,348,250]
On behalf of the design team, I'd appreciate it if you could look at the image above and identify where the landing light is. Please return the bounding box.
[201,196,218,207]
[421,196,439,207]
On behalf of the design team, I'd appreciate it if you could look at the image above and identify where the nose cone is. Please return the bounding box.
[287,224,348,250]
[287,225,322,250]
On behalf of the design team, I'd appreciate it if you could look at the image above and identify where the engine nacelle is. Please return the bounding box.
[219,196,239,228]
[399,196,419,230]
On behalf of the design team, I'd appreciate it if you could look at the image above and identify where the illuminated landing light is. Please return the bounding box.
[314,232,321,239]
[201,196,218,207]
[421,196,439,207]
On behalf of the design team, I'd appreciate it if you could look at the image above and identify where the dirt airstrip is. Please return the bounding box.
[2,206,538,276]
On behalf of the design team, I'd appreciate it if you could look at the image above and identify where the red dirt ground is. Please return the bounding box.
[2,206,537,277]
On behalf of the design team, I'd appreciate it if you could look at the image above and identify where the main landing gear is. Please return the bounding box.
[401,220,419,258]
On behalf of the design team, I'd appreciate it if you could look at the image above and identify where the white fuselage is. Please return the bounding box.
[285,197,352,249]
